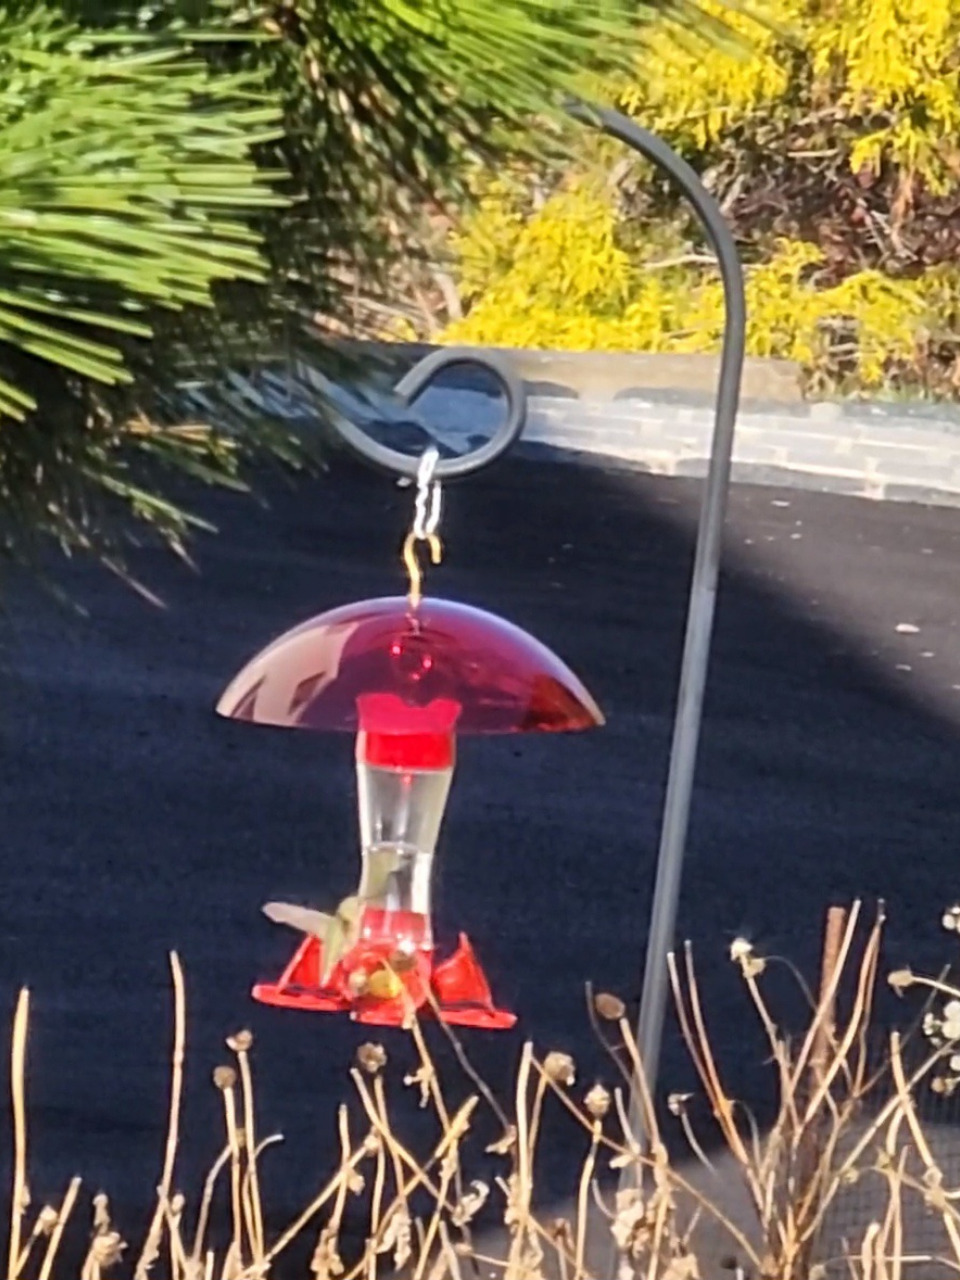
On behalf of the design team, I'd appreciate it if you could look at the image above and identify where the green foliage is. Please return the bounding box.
[144,0,715,328]
[0,4,288,572]
[442,0,960,398]
[1,0,729,582]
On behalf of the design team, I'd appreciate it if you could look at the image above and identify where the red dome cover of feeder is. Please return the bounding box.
[216,596,603,734]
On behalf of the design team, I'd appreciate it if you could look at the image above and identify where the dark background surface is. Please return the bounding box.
[2,449,960,1251]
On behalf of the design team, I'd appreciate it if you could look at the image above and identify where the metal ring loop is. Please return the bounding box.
[329,346,527,481]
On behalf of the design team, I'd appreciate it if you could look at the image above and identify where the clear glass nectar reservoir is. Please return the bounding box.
[354,693,460,951]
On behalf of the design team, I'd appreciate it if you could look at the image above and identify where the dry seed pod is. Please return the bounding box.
[404,1063,433,1107]
[92,1192,110,1232]
[486,1126,516,1155]
[451,1180,489,1226]
[729,937,753,963]
[888,968,914,994]
[594,992,626,1021]
[36,1206,59,1236]
[543,1051,576,1086]
[584,1083,611,1119]
[213,1065,237,1091]
[310,1224,344,1280]
[227,1029,253,1053]
[610,1189,646,1254]
[356,1043,387,1075]
[944,1001,960,1039]
[89,1231,126,1267]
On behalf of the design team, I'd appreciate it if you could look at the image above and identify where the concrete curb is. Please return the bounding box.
[520,393,960,508]
[364,340,804,404]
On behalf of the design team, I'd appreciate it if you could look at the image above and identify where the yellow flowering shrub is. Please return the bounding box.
[438,0,960,396]
[617,0,800,153]
[450,180,632,317]
[818,0,960,189]
[620,0,960,185]
[446,200,935,390]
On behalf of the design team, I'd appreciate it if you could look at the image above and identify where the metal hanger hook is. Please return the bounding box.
[402,530,443,608]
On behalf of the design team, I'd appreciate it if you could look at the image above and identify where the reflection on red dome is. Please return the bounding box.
[216,596,603,735]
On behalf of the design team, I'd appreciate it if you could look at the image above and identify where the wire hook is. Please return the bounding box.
[402,530,442,608]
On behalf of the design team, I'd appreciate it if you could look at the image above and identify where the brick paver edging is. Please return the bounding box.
[521,393,960,508]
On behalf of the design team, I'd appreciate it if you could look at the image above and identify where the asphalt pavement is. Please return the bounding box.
[3,451,960,1255]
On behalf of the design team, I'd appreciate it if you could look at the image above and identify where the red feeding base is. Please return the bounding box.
[253,924,516,1030]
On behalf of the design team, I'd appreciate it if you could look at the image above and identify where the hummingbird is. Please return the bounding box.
[262,848,402,984]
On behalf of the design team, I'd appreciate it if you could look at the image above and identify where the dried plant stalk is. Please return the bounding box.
[7,989,29,1280]
[36,1179,82,1280]
[14,903,960,1280]
[135,952,186,1280]
[573,1122,600,1280]
[192,1146,232,1266]
[659,905,900,1280]
[234,1036,264,1265]
[221,1079,244,1266]
[258,1136,379,1273]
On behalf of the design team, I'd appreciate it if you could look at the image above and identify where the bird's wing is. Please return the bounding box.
[262,902,333,937]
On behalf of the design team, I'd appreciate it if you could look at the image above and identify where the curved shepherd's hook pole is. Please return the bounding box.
[324,103,746,1129]
[565,102,746,1125]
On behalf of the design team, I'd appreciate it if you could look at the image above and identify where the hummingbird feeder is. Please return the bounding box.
[216,447,604,1029]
